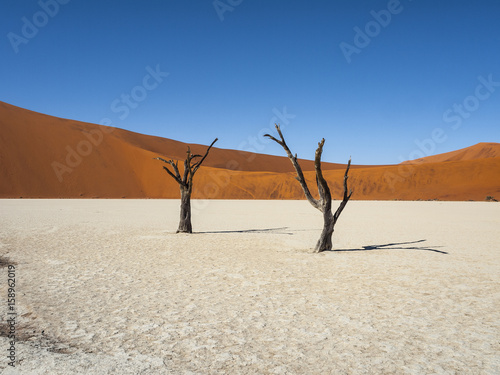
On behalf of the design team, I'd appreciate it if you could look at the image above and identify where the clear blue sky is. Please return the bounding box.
[2,0,499,164]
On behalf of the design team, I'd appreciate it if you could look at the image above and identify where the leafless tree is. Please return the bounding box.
[265,125,352,252]
[155,138,218,233]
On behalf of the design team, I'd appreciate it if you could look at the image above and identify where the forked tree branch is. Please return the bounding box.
[155,138,218,188]
[169,160,181,179]
[154,157,184,185]
[163,166,183,185]
[265,124,352,252]
[155,138,218,234]
[264,125,320,210]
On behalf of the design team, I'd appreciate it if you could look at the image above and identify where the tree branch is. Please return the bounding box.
[333,158,353,223]
[264,124,320,210]
[156,138,218,189]
[169,160,181,179]
[192,138,218,175]
[154,157,184,185]
[314,138,331,210]
[154,157,170,164]
[163,166,183,185]
[183,158,189,184]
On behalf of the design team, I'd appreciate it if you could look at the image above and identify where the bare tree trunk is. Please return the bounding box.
[177,186,192,233]
[315,209,334,252]
[314,160,352,252]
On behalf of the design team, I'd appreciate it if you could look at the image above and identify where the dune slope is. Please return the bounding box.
[1,101,499,200]
[402,142,500,164]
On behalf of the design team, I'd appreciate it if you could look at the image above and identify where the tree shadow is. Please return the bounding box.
[197,227,293,235]
[331,239,448,254]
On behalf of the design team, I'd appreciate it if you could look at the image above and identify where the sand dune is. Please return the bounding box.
[1,101,499,200]
[401,142,500,164]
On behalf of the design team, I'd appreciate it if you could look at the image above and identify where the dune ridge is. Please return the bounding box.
[401,142,500,164]
[1,101,499,201]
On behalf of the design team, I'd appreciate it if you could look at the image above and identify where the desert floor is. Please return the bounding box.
[0,199,499,374]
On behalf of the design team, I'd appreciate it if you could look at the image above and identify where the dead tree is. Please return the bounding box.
[155,138,218,233]
[265,125,352,252]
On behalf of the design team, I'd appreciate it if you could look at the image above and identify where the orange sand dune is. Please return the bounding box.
[1,101,499,200]
[0,101,349,173]
[166,158,500,201]
[402,142,500,164]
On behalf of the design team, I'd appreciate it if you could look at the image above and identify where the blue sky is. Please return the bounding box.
[2,0,499,165]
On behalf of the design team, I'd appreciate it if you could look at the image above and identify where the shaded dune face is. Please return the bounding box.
[1,101,499,200]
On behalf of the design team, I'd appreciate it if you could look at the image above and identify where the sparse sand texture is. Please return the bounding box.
[1,199,499,374]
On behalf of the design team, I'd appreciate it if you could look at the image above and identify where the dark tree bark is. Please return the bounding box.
[265,125,352,252]
[155,138,218,233]
[178,185,192,233]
